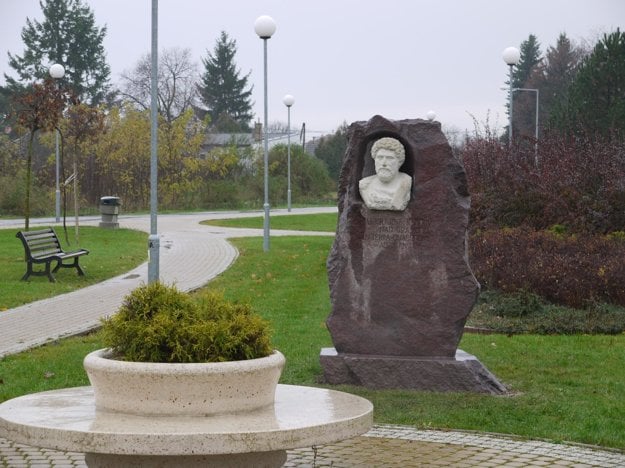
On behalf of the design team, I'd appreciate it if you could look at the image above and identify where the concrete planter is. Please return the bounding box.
[84,349,285,416]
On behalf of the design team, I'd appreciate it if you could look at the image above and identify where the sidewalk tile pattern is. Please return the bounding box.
[2,424,625,467]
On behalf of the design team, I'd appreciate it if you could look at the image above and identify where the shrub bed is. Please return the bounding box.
[462,131,625,234]
[470,227,625,309]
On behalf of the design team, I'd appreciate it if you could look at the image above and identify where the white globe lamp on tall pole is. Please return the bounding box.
[502,46,520,145]
[49,63,65,223]
[283,94,295,212]
[255,15,277,252]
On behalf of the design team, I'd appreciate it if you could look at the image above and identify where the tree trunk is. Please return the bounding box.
[74,158,80,244]
[24,131,35,231]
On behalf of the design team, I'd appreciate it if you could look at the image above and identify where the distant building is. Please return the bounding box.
[200,124,302,157]
[201,133,255,153]
[194,106,328,157]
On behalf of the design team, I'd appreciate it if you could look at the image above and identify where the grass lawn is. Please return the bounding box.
[1,235,624,449]
[201,212,338,232]
[0,226,147,310]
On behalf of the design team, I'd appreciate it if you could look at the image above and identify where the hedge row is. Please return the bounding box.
[470,228,625,309]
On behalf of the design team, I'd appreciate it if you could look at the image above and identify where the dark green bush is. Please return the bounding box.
[469,291,625,335]
[100,282,273,363]
[490,290,544,318]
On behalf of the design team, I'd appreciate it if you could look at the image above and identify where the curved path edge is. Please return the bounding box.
[0,208,336,358]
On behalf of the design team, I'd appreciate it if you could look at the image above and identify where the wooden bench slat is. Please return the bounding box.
[20,229,55,237]
[27,236,60,245]
[30,245,61,253]
[32,251,62,259]
[21,232,58,241]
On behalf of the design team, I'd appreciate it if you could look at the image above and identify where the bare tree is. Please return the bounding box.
[119,47,198,123]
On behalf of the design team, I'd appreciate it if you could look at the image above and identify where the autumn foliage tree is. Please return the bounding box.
[157,109,207,207]
[89,106,151,208]
[83,107,208,211]
[60,102,105,242]
[12,79,68,229]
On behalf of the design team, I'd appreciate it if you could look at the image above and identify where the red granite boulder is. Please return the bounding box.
[326,115,479,357]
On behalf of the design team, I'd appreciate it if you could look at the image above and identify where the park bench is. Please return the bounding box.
[16,228,89,282]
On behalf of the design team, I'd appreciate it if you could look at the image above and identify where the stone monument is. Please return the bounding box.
[320,115,506,394]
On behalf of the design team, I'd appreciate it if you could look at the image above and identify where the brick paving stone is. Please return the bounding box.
[4,418,623,466]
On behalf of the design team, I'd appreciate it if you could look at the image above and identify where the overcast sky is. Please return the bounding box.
[1,0,623,139]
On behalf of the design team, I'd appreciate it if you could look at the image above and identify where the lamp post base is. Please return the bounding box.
[263,203,270,252]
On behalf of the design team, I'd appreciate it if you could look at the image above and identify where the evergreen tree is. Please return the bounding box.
[5,0,111,105]
[0,87,11,129]
[509,34,541,140]
[513,33,585,138]
[512,34,542,89]
[551,29,625,135]
[198,31,254,131]
[527,33,583,132]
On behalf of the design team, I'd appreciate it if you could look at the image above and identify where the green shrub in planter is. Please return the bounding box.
[100,282,273,363]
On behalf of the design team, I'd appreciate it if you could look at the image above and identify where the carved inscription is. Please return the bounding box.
[364,216,413,245]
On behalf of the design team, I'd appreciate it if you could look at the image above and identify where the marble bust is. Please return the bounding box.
[359,137,412,211]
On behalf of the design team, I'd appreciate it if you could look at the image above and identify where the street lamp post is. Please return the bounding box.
[283,94,294,212]
[255,15,276,252]
[49,63,65,223]
[502,46,520,145]
[148,0,159,283]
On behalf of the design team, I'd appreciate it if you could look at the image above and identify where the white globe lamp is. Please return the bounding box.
[254,15,276,39]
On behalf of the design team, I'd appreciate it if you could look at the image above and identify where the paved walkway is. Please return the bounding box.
[0,208,335,358]
[1,208,624,467]
[2,424,625,467]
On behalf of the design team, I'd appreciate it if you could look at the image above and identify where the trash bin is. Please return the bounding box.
[99,196,120,228]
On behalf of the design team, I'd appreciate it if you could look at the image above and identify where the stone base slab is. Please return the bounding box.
[99,222,119,229]
[320,348,506,394]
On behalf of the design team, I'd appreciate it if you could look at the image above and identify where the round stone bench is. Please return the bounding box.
[0,384,373,467]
